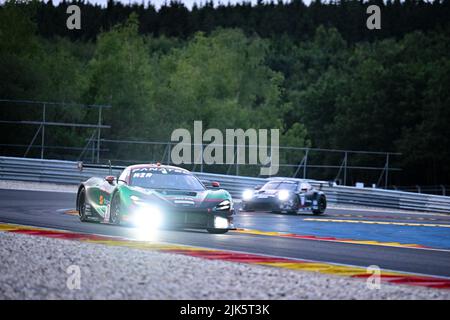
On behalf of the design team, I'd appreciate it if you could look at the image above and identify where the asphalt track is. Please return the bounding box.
[1,189,449,278]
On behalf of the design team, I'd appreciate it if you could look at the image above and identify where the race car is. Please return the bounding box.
[76,163,235,234]
[241,178,326,215]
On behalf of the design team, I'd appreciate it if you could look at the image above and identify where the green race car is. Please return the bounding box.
[76,163,235,234]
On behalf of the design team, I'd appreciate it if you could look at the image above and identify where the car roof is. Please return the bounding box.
[126,163,191,174]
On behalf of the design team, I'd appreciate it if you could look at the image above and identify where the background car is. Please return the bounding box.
[76,163,235,234]
[241,178,326,215]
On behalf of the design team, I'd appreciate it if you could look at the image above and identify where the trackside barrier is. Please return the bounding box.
[0,156,449,213]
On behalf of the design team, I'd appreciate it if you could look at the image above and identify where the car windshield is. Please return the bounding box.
[130,168,205,191]
[262,181,297,191]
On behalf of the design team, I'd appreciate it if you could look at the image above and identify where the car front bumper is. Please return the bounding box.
[123,207,235,230]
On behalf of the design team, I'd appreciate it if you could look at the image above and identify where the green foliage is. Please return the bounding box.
[156,29,285,130]
[87,14,154,138]
[286,28,450,184]
[1,2,450,185]
[24,0,450,43]
[0,0,40,98]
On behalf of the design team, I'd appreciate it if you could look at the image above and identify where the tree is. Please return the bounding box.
[87,14,154,139]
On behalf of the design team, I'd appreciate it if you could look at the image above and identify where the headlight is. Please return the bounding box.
[214,216,229,229]
[278,190,290,201]
[131,205,162,229]
[130,195,143,204]
[215,199,231,211]
[131,195,148,206]
[242,190,253,201]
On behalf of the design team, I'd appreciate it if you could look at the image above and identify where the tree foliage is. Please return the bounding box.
[1,1,450,185]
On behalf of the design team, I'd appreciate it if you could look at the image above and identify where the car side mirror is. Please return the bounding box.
[105,176,116,184]
[254,185,262,190]
[211,181,220,188]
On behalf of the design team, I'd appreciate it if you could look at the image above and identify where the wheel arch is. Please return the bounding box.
[76,184,86,211]
[318,191,327,200]
[110,187,126,211]
[110,187,122,202]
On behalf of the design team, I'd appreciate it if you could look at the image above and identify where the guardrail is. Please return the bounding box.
[1,156,449,213]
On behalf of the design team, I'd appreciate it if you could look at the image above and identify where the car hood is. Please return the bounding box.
[255,189,279,196]
[123,186,230,209]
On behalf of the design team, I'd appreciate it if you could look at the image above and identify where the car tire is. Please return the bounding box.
[312,195,327,215]
[207,228,229,234]
[110,193,122,225]
[78,188,88,222]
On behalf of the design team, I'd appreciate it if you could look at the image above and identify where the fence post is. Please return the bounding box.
[385,153,390,188]
[235,146,239,176]
[24,124,42,158]
[201,143,204,173]
[343,152,348,186]
[97,106,102,163]
[167,143,171,165]
[41,103,46,159]
[91,138,95,163]
[303,149,309,179]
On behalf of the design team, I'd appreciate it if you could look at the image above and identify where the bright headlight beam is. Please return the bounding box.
[130,195,140,201]
[214,216,229,229]
[242,190,253,201]
[130,195,146,206]
[278,190,290,201]
[131,205,162,230]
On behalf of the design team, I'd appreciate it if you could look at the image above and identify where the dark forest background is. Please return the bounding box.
[1,0,450,186]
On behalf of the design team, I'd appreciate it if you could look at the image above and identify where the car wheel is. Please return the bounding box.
[78,188,88,222]
[110,193,122,225]
[207,228,229,234]
[312,195,327,215]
